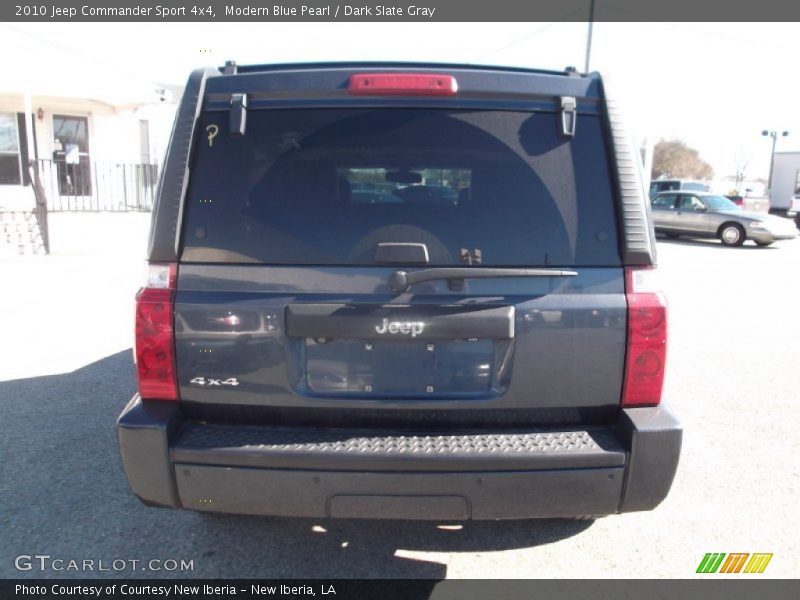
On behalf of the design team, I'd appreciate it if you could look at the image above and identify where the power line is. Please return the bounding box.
[0,23,161,88]
[597,3,796,52]
[473,5,588,62]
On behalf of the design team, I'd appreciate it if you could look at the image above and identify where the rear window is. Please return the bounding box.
[182,108,620,267]
[653,181,679,192]
[682,182,708,192]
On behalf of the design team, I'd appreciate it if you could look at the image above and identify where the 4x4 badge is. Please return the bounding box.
[190,377,239,386]
[375,318,425,337]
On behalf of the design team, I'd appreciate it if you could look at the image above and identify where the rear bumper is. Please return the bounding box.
[117,396,681,519]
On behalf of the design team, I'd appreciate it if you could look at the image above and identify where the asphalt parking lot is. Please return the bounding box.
[1,235,798,579]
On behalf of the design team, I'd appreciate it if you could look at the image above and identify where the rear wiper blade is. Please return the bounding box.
[387,267,578,294]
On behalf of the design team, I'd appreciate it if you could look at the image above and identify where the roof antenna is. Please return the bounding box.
[584,0,596,73]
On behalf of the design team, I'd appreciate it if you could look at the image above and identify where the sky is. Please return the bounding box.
[1,21,799,181]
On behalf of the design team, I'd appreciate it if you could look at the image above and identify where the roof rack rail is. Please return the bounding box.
[222,60,238,75]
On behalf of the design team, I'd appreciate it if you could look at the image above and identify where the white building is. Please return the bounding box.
[0,30,180,212]
[0,88,178,212]
[710,177,766,197]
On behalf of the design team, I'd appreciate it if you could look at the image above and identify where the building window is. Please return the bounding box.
[0,112,22,185]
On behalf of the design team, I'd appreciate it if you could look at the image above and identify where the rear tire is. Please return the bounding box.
[719,223,745,246]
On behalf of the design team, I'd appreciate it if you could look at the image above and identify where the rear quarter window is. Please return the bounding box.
[181,108,621,267]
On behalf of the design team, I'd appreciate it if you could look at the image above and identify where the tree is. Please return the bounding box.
[731,151,751,193]
[651,139,714,180]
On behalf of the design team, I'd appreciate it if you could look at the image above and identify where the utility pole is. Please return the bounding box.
[584,0,596,73]
[762,129,789,199]
[642,136,654,192]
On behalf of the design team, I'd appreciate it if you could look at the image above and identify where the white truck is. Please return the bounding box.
[770,152,800,223]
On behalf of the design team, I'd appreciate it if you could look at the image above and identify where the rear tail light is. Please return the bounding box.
[135,263,178,401]
[348,73,458,96]
[622,267,667,407]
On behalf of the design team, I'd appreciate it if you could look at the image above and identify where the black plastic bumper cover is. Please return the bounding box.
[117,395,681,519]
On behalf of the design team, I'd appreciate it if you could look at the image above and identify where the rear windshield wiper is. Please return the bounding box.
[387,267,578,294]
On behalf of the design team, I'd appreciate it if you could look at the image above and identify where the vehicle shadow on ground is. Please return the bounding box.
[190,513,593,578]
[0,350,592,580]
[655,235,781,250]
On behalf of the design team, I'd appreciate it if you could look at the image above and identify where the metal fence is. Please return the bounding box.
[34,159,158,212]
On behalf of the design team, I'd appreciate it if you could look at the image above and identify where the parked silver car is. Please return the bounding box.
[651,191,798,246]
